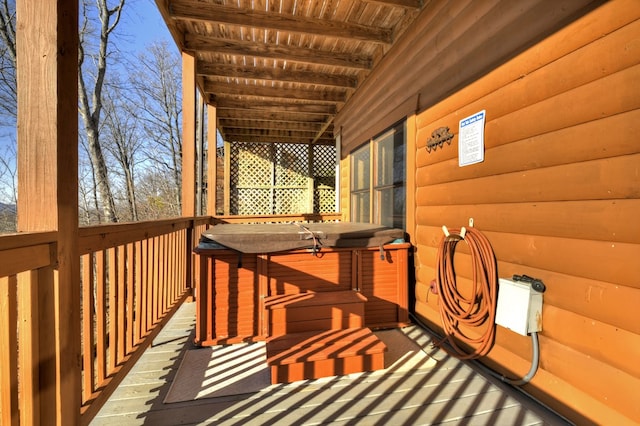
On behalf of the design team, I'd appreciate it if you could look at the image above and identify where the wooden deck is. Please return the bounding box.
[90,302,570,425]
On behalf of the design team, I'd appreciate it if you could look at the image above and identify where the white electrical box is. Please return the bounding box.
[495,278,543,336]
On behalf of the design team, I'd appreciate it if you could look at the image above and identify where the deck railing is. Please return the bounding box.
[77,217,211,423]
[0,213,341,425]
[0,217,211,425]
[0,231,58,426]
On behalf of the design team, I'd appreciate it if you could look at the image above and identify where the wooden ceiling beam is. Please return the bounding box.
[204,81,347,103]
[312,117,336,145]
[197,62,358,89]
[185,34,372,70]
[219,118,332,132]
[226,128,329,138]
[361,0,422,9]
[216,109,329,123]
[214,97,337,115]
[224,133,334,144]
[170,0,393,44]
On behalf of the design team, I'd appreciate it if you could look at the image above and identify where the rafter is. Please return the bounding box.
[214,97,337,115]
[219,118,332,132]
[170,0,393,44]
[312,117,336,145]
[185,34,372,70]
[215,109,330,123]
[361,0,422,9]
[224,133,334,144]
[204,81,347,103]
[225,127,329,138]
[197,62,358,89]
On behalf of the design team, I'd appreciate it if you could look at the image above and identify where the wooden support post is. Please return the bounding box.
[223,140,231,215]
[182,52,197,293]
[182,52,196,217]
[16,0,81,424]
[196,92,205,216]
[307,145,315,213]
[206,103,218,215]
[405,114,417,243]
[335,131,341,213]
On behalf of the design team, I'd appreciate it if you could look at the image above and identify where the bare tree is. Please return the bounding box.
[129,41,182,212]
[78,0,125,223]
[0,142,16,232]
[136,168,180,219]
[102,83,141,221]
[79,137,103,224]
[0,0,16,126]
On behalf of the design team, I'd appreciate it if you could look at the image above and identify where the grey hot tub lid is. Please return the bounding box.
[199,222,405,253]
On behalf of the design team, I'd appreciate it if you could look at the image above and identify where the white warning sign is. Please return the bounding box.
[458,110,486,167]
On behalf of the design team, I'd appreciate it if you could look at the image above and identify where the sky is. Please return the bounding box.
[119,0,174,55]
[0,0,176,203]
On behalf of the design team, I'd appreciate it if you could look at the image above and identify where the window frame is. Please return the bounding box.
[350,121,406,229]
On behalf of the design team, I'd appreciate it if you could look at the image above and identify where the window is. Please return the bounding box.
[350,121,406,229]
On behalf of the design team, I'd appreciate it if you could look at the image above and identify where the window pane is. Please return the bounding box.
[376,187,394,227]
[376,133,394,186]
[351,192,370,223]
[393,132,405,185]
[393,186,405,229]
[351,144,370,191]
[375,186,405,229]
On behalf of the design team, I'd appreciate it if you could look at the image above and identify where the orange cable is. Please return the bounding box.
[434,226,498,359]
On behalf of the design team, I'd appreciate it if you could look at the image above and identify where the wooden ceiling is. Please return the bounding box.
[156,0,425,145]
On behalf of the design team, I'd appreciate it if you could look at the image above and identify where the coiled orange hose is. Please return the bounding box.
[435,226,498,359]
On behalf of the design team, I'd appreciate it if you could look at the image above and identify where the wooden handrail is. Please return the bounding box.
[78,216,212,254]
[0,230,57,251]
[212,212,343,224]
[0,216,213,426]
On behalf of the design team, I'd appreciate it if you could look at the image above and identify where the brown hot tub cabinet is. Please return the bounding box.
[193,223,411,383]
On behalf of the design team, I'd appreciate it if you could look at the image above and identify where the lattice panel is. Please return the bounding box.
[274,188,309,214]
[314,177,336,213]
[275,144,309,187]
[233,143,273,187]
[313,144,336,177]
[230,143,273,214]
[236,188,272,215]
[228,141,336,215]
[313,144,336,213]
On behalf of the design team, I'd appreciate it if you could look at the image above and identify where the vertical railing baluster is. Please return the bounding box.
[117,245,126,364]
[81,254,95,403]
[135,240,143,344]
[95,251,106,385]
[17,270,40,425]
[142,239,149,336]
[108,247,117,374]
[0,275,19,426]
[126,242,135,354]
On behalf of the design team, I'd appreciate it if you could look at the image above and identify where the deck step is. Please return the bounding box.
[266,327,386,384]
[264,290,367,336]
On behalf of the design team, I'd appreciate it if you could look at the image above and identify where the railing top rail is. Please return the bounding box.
[0,230,57,251]
[212,213,342,224]
[78,216,213,255]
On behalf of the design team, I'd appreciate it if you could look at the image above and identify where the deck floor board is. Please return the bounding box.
[90,302,569,426]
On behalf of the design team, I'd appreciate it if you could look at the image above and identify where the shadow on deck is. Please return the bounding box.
[90,302,569,425]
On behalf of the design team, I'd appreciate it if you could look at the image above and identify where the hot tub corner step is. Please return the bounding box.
[266,327,386,384]
[264,290,367,336]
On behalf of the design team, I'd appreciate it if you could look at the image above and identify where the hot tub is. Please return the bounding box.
[193,222,411,346]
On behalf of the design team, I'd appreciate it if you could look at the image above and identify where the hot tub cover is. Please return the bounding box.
[199,222,405,253]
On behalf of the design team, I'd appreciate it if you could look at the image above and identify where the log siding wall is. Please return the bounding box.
[339,0,640,424]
